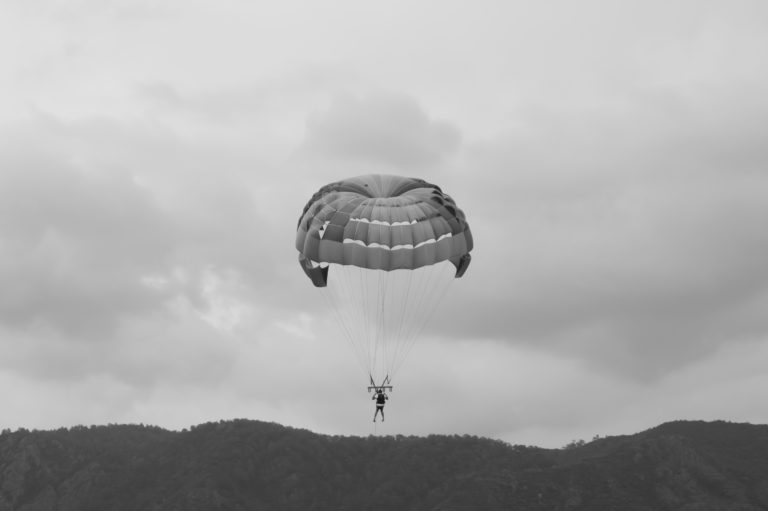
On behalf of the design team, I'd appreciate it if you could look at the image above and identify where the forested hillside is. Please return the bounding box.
[1,419,767,510]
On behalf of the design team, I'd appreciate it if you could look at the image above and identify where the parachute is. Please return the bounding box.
[295,174,473,387]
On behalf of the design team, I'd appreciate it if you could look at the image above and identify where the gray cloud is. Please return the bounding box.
[432,87,768,381]
[0,146,172,337]
[0,112,298,342]
[304,92,461,168]
[136,66,353,124]
[4,0,175,22]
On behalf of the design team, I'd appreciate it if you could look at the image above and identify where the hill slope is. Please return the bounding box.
[1,420,767,510]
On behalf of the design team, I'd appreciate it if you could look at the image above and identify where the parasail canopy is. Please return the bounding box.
[296,174,472,286]
[295,174,473,383]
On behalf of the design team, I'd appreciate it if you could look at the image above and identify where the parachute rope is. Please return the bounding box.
[378,268,387,382]
[394,266,454,377]
[322,263,456,382]
[390,262,454,378]
[321,271,366,375]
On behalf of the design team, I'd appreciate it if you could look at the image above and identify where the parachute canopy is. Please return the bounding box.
[295,175,474,383]
[296,174,473,286]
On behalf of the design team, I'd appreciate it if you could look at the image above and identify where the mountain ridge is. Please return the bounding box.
[1,419,767,510]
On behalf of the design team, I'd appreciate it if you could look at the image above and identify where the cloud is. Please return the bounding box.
[0,123,284,432]
[0,143,173,337]
[429,87,768,382]
[4,0,175,23]
[304,92,461,168]
[0,111,304,342]
[136,65,352,125]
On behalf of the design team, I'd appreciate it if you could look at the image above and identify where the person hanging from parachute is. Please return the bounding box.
[372,387,389,422]
[295,174,473,420]
[368,375,393,422]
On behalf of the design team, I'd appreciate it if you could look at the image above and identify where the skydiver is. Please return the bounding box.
[372,389,388,422]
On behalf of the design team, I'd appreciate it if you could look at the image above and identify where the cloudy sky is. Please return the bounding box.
[2,0,768,447]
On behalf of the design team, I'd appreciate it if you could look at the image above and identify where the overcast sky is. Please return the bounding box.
[2,0,768,448]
